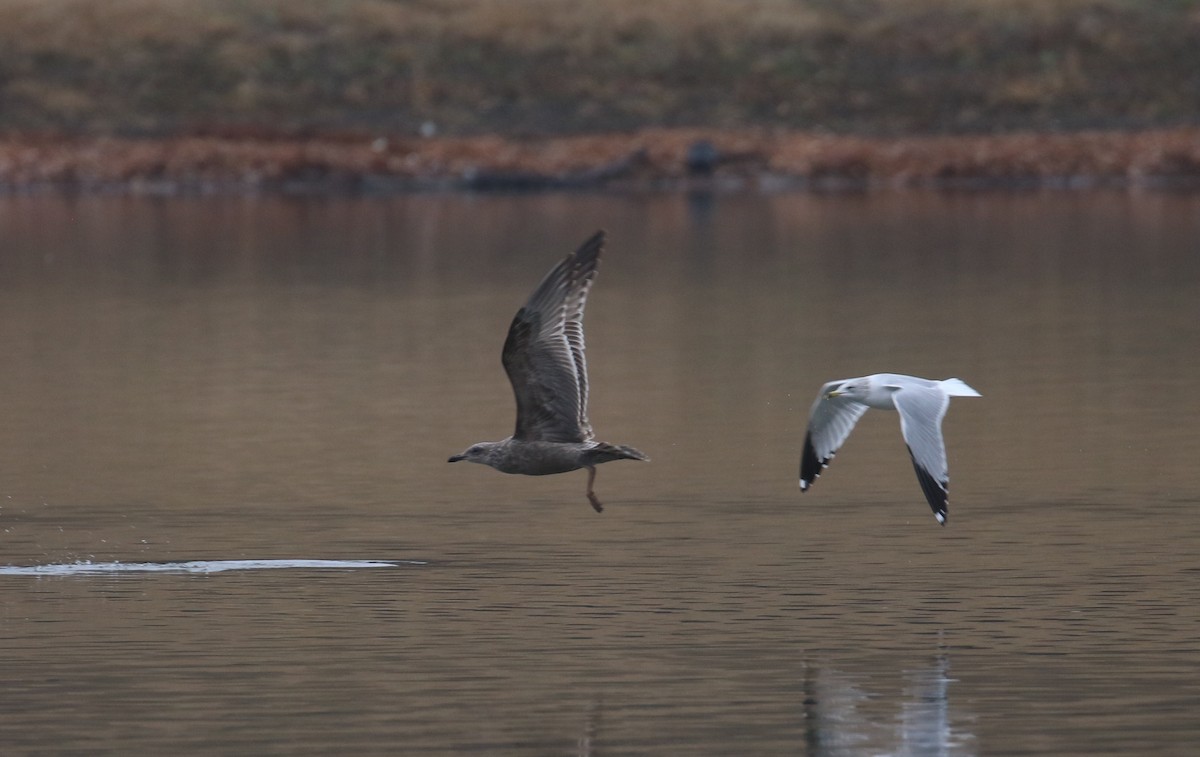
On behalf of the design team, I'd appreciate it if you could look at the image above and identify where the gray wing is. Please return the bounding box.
[799,380,869,491]
[502,231,603,443]
[892,384,951,524]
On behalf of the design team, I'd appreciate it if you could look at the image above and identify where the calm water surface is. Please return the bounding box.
[0,191,1198,755]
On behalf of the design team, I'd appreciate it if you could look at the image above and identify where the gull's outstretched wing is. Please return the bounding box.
[892,383,952,524]
[502,231,603,443]
[800,381,870,491]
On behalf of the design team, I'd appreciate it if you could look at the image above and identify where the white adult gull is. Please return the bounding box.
[449,230,648,513]
[799,374,981,525]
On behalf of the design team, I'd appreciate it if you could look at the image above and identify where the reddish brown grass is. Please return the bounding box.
[2,128,1198,192]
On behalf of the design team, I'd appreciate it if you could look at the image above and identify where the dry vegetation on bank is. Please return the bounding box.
[3,128,1199,193]
[2,1,1199,191]
[1,0,1199,135]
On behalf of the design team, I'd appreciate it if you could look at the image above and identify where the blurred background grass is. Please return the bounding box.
[1,0,1198,136]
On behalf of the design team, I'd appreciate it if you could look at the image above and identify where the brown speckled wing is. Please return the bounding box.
[502,231,604,443]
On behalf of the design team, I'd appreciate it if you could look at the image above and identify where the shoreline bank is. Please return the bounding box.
[2,128,1199,194]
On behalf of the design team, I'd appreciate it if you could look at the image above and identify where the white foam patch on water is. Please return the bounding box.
[0,559,424,576]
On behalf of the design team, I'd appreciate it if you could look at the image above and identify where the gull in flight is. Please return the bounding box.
[449,230,648,513]
[799,374,981,525]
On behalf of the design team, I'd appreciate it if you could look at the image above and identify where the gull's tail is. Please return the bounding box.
[584,442,650,464]
[939,378,981,397]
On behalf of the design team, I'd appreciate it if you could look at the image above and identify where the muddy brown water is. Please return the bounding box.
[1,190,1198,755]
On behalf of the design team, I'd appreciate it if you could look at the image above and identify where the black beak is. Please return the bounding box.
[448,455,464,463]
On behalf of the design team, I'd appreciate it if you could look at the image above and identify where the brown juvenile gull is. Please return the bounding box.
[448,230,648,513]
[799,374,981,525]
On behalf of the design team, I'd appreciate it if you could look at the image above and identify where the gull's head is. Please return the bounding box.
[826,379,867,401]
[448,441,501,466]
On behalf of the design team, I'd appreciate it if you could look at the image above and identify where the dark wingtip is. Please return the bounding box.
[800,434,835,495]
[799,434,821,491]
[577,230,606,257]
[907,445,950,526]
[563,230,605,278]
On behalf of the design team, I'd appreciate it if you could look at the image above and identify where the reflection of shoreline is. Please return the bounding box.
[803,651,975,757]
[2,128,1199,194]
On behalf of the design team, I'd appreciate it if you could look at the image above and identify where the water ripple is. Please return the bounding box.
[0,559,424,576]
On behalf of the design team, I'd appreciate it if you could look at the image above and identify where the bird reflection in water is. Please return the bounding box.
[575,698,601,757]
[802,647,975,756]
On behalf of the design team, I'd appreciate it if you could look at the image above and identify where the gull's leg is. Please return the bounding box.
[585,466,603,513]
